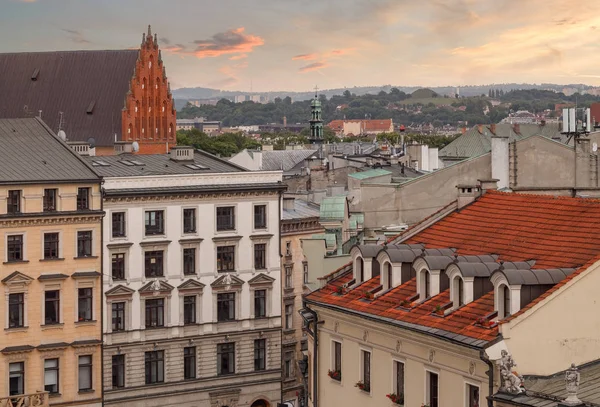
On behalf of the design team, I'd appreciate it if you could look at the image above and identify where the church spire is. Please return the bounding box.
[309,85,324,144]
[147,25,152,37]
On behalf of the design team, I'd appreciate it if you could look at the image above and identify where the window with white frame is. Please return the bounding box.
[360,349,371,392]
[426,370,439,407]
[331,341,341,380]
[466,383,479,407]
[285,303,293,330]
[393,360,405,404]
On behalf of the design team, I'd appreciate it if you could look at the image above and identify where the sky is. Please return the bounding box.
[2,0,600,92]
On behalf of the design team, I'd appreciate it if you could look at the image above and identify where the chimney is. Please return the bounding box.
[513,123,520,134]
[457,184,481,209]
[462,126,467,135]
[283,197,295,211]
[114,141,133,155]
[575,138,591,188]
[490,123,496,135]
[491,135,509,189]
[479,179,499,193]
[477,124,483,134]
[253,149,263,170]
[169,146,194,161]
[68,141,90,156]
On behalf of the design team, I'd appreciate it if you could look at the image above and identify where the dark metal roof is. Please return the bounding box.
[0,50,139,147]
[103,183,285,197]
[493,268,575,285]
[82,149,247,177]
[0,118,100,184]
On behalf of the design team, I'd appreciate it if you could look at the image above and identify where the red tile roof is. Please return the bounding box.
[306,191,600,345]
[363,119,393,132]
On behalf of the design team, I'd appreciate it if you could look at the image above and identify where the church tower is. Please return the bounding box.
[309,87,323,142]
[121,25,177,154]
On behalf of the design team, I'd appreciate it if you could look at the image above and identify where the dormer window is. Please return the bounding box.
[424,271,430,299]
[458,278,464,306]
[385,263,392,290]
[501,285,511,318]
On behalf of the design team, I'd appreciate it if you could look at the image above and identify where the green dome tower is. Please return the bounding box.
[309,86,323,142]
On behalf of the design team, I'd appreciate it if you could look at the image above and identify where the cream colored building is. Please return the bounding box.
[303,189,600,407]
[0,118,103,407]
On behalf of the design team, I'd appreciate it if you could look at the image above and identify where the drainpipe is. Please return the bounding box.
[278,188,283,407]
[100,182,106,407]
[305,305,319,407]
[479,349,494,407]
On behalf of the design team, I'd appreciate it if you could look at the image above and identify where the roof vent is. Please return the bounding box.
[86,101,96,115]
[67,141,90,156]
[170,146,194,162]
[31,68,39,81]
[114,141,133,154]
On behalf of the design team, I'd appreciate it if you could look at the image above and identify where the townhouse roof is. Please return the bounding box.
[0,118,100,184]
[281,199,321,221]
[305,191,600,346]
[439,123,567,159]
[261,149,318,171]
[0,50,139,147]
[319,196,347,221]
[349,168,392,180]
[82,149,246,177]
[327,119,393,133]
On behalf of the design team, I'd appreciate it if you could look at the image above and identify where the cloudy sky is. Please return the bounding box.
[2,0,600,91]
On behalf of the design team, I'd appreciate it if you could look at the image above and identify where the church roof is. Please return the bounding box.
[0,50,139,147]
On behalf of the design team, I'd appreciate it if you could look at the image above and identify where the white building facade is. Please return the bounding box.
[87,149,284,407]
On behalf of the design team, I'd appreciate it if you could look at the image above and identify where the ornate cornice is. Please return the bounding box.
[0,214,103,229]
[105,190,278,204]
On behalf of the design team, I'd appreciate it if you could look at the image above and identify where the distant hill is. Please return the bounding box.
[411,88,438,98]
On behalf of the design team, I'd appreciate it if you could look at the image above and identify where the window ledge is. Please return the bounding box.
[77,389,95,394]
[144,326,166,330]
[41,323,64,330]
[75,320,97,326]
[48,393,62,398]
[3,260,29,265]
[73,256,99,260]
[5,326,28,332]
[283,328,296,335]
[39,258,65,262]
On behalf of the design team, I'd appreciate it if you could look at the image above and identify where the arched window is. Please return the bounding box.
[424,271,430,299]
[457,277,464,307]
[359,257,364,282]
[503,285,511,318]
[387,263,392,290]
[149,61,152,69]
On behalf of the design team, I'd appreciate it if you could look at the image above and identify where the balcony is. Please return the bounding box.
[0,392,49,407]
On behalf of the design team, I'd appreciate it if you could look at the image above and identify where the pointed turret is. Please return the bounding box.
[154,33,158,46]
[147,25,152,37]
[142,32,146,44]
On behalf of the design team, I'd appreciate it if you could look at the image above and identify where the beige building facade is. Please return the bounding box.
[0,118,103,407]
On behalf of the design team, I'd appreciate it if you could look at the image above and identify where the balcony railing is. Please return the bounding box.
[0,392,49,407]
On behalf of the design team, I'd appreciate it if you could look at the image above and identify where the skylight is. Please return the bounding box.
[184,164,208,170]
[119,160,145,167]
[91,160,110,167]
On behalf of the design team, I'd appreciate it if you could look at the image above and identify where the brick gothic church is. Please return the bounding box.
[0,25,176,155]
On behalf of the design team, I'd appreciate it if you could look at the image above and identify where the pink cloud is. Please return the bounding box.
[193,27,264,58]
[292,53,318,61]
[299,61,329,73]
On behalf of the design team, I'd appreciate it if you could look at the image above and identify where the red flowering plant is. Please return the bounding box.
[386,392,404,405]
[476,316,492,327]
[327,369,341,381]
[362,291,374,300]
[355,380,370,392]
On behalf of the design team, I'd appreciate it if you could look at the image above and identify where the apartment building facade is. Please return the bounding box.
[0,118,103,407]
[83,146,284,407]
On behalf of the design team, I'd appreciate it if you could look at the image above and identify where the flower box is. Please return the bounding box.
[327,369,341,381]
[355,380,370,392]
[386,392,404,405]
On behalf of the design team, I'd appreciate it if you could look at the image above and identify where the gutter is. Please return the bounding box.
[100,181,106,407]
[479,349,494,407]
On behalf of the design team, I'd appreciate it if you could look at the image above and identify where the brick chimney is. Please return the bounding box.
[477,124,483,134]
[479,179,499,193]
[461,127,467,135]
[513,123,520,134]
[490,123,496,135]
[283,197,295,211]
[457,184,481,209]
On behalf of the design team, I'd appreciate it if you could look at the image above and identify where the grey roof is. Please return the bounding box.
[0,50,139,147]
[439,123,568,159]
[0,118,100,184]
[282,199,321,220]
[82,149,246,177]
[326,142,378,156]
[261,149,317,171]
[492,359,600,406]
[493,268,575,285]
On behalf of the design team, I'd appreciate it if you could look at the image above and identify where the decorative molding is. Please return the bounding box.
[105,284,135,297]
[248,273,275,286]
[469,361,476,375]
[212,236,242,243]
[211,274,244,290]
[104,189,279,204]
[428,349,436,363]
[139,280,174,295]
[177,279,206,292]
[139,240,171,247]
[0,214,103,229]
[249,234,274,240]
[1,271,33,285]
[107,242,134,249]
[178,238,204,244]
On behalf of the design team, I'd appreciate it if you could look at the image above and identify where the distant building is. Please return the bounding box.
[0,25,176,155]
[327,119,394,137]
[229,149,318,177]
[176,117,222,133]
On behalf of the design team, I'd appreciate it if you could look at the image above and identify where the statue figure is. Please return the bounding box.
[152,279,161,291]
[497,350,524,394]
[563,363,582,405]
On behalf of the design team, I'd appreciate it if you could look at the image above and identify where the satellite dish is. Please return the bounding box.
[594,143,598,152]
[132,141,140,152]
[87,137,95,149]
[57,130,67,141]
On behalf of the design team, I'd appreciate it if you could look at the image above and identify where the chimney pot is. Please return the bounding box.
[490,123,496,134]
[477,124,483,134]
[513,123,520,134]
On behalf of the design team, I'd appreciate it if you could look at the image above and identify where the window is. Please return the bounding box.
[216,206,235,231]
[285,266,293,289]
[303,263,309,285]
[78,355,93,391]
[387,263,393,289]
[183,208,196,233]
[503,285,511,318]
[285,241,291,256]
[111,302,125,331]
[77,188,90,210]
[184,296,196,324]
[44,233,59,259]
[183,248,196,275]
[78,288,93,321]
[8,293,24,328]
[112,253,125,280]
[45,290,60,324]
[112,212,126,238]
[184,347,196,379]
[145,210,164,235]
[217,293,235,322]
[217,343,235,375]
[144,251,164,277]
[427,371,439,407]
[112,355,125,388]
[145,351,164,384]
[285,304,293,330]
[254,290,266,318]
[43,189,57,212]
[44,359,59,394]
[424,271,431,299]
[254,205,267,229]
[254,339,266,371]
[77,231,93,257]
[216,246,235,272]
[7,190,21,214]
[394,361,405,399]
[361,350,371,392]
[332,341,342,380]
[284,351,294,379]
[458,277,464,307]
[467,384,480,407]
[254,243,266,269]
[145,298,164,328]
[7,235,23,262]
[9,362,24,396]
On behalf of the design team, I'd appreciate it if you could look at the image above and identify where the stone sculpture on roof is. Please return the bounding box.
[497,350,524,394]
[563,363,582,406]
